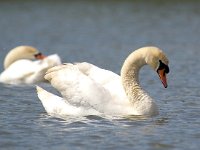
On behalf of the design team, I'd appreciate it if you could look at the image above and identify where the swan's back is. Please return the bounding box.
[0,54,61,84]
[44,63,133,115]
[75,62,127,101]
[45,64,112,107]
[76,62,120,84]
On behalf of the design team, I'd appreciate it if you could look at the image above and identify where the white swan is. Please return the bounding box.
[36,46,169,117]
[0,45,61,84]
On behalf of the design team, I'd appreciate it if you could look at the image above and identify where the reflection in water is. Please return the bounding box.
[154,117,169,125]
[149,142,175,149]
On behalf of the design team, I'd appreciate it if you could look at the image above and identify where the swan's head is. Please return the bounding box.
[4,46,46,69]
[19,46,46,60]
[9,45,46,60]
[144,47,169,88]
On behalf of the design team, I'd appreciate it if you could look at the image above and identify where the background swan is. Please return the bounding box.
[0,45,61,85]
[36,46,169,117]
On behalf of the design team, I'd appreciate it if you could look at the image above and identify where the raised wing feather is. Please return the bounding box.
[45,63,112,113]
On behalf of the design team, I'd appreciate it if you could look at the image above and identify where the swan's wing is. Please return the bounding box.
[75,62,127,103]
[0,60,38,84]
[35,54,62,68]
[75,62,120,85]
[44,64,112,112]
[36,86,102,117]
[28,54,62,83]
[75,62,135,114]
[0,54,61,84]
[38,63,136,116]
[36,85,135,116]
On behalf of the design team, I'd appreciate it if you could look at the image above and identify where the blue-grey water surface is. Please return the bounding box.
[0,0,200,149]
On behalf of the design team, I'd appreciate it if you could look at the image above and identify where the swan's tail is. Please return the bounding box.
[36,85,64,115]
[36,86,85,116]
[36,86,102,117]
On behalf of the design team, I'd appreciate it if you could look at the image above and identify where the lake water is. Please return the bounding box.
[0,0,200,149]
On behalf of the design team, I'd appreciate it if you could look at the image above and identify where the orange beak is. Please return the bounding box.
[157,69,168,88]
[34,52,46,60]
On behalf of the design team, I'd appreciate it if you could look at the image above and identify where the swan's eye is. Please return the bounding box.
[34,52,46,60]
[34,52,42,58]
[157,60,169,74]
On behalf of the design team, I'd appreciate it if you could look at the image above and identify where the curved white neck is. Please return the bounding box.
[4,52,20,69]
[120,49,158,116]
[4,48,32,69]
[121,50,146,100]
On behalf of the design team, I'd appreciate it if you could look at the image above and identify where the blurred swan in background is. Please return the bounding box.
[0,45,61,85]
[36,46,169,117]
